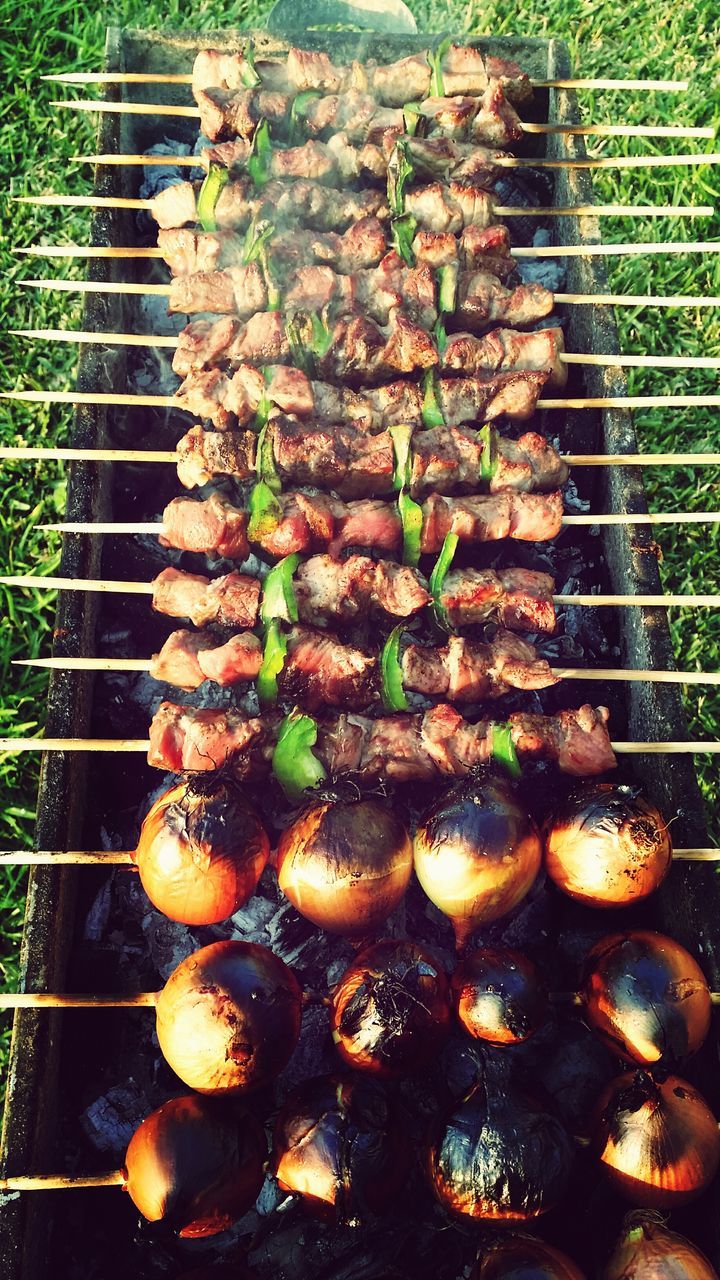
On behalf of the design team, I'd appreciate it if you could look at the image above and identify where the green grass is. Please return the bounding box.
[0,0,718,1079]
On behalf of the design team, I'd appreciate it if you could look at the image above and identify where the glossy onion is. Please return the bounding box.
[473,1236,586,1280]
[543,783,671,909]
[413,771,542,949]
[155,940,302,1094]
[452,946,549,1046]
[604,1212,719,1280]
[134,777,270,925]
[330,939,452,1077]
[276,798,413,937]
[123,1094,265,1238]
[581,930,711,1068]
[272,1075,402,1222]
[593,1072,720,1207]
[429,1074,575,1221]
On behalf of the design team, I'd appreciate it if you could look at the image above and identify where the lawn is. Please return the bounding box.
[0,0,718,1080]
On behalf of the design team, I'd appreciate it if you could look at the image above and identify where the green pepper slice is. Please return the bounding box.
[380,624,409,712]
[257,618,288,706]
[255,420,281,494]
[387,138,415,217]
[398,489,423,568]
[389,422,414,491]
[260,552,301,626]
[289,89,322,144]
[429,530,459,630]
[272,709,327,799]
[402,102,422,136]
[428,36,453,98]
[433,315,448,357]
[239,40,262,88]
[437,262,458,317]
[247,479,282,543]
[491,722,522,779]
[248,118,273,187]
[253,367,273,431]
[479,423,498,486]
[390,211,417,266]
[421,369,445,429]
[197,164,230,233]
[242,217,274,264]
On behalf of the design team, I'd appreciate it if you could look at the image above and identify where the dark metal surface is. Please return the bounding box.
[0,25,716,1280]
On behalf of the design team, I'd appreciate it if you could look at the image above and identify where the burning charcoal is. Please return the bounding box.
[80,1080,148,1157]
[83,878,114,942]
[230,893,277,941]
[279,1004,336,1099]
[141,909,199,980]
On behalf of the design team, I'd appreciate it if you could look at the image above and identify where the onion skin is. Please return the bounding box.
[155,940,302,1095]
[452,946,549,1046]
[276,798,413,938]
[123,1094,265,1238]
[272,1075,403,1223]
[134,777,270,925]
[543,784,671,909]
[593,1072,720,1207]
[604,1212,719,1280]
[330,939,452,1077]
[581,930,711,1068]
[473,1236,586,1280]
[413,771,542,949]
[429,1074,575,1222]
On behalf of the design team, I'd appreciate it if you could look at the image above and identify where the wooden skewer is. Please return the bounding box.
[16,279,720,310]
[14,654,720,687]
[15,243,720,263]
[0,843,716,864]
[2,573,718,611]
[0,1171,124,1192]
[14,194,716,218]
[41,72,694,92]
[0,992,157,1008]
[72,150,720,172]
[3,445,720,470]
[10,327,720,370]
[1,736,720,756]
[5,390,720,413]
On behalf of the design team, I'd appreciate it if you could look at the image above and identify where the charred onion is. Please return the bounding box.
[452,946,549,1046]
[473,1236,586,1280]
[581,930,711,1068]
[543,784,671,909]
[413,771,542,949]
[593,1072,720,1207]
[155,940,302,1094]
[272,1075,402,1222]
[123,1094,265,1237]
[276,797,413,937]
[134,776,270,925]
[330,939,452,1077]
[429,1069,575,1221]
[604,1212,719,1280]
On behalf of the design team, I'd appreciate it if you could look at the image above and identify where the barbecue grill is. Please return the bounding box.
[1,15,720,1280]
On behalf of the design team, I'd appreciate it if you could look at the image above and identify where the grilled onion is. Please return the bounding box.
[272,1075,402,1222]
[276,797,413,937]
[543,784,671,908]
[330,939,452,1077]
[452,946,549,1046]
[604,1212,719,1280]
[123,1094,265,1238]
[581,930,711,1068]
[593,1072,720,1207]
[134,777,270,925]
[473,1236,586,1280]
[155,940,302,1094]
[429,1071,575,1221]
[413,771,542,949]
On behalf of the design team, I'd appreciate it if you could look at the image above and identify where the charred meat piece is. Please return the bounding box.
[440,566,557,634]
[441,325,567,387]
[158,217,388,277]
[151,176,387,234]
[191,45,532,109]
[150,628,263,691]
[176,425,256,488]
[147,701,614,780]
[280,626,377,711]
[400,630,558,701]
[294,555,430,626]
[457,271,555,329]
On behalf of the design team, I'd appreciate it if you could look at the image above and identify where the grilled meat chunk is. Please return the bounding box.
[148,701,268,774]
[151,567,261,629]
[150,628,262,690]
[158,216,388,277]
[151,176,387,234]
[440,566,557,634]
[294,555,430,626]
[159,493,249,561]
[400,630,558,701]
[281,626,377,711]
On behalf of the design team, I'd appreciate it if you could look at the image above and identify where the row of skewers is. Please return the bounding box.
[3,34,720,1280]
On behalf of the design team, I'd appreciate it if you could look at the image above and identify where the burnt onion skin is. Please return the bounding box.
[272,1075,403,1223]
[276,798,413,937]
[593,1072,720,1208]
[452,946,549,1046]
[604,1212,719,1280]
[429,1073,575,1222]
[543,783,671,909]
[413,770,542,949]
[330,939,452,1077]
[581,930,711,1068]
[123,1094,265,1238]
[134,777,270,926]
[473,1236,586,1280]
[155,940,302,1095]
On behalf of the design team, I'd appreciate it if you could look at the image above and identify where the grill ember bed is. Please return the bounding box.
[2,21,720,1280]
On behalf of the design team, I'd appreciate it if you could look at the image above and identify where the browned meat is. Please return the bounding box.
[280,627,377,711]
[417,83,522,146]
[158,217,387,278]
[151,176,387,234]
[148,702,268,774]
[511,705,617,775]
[457,271,555,329]
[151,567,261,628]
[420,491,564,553]
[269,416,395,499]
[176,425,255,488]
[195,86,288,140]
[411,427,569,496]
[441,325,567,388]
[294,555,430,626]
[437,370,549,425]
[160,493,249,561]
[168,264,266,318]
[149,628,263,690]
[440,566,558,634]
